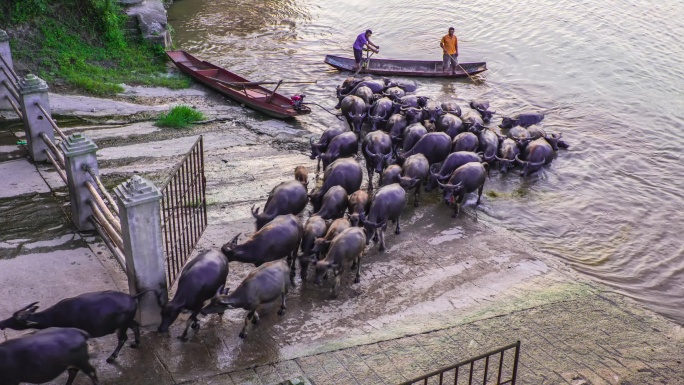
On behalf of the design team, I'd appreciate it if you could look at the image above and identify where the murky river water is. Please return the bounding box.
[168,0,684,323]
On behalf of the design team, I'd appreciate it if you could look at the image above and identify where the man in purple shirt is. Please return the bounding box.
[353,29,379,71]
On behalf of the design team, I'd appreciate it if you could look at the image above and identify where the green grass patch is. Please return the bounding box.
[156,105,205,129]
[2,0,191,95]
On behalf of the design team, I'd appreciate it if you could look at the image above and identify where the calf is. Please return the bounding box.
[312,217,351,257]
[319,131,358,171]
[398,154,429,206]
[347,190,370,227]
[361,183,407,252]
[0,328,98,385]
[309,158,363,212]
[294,165,309,187]
[202,260,291,338]
[362,130,393,191]
[0,290,149,363]
[499,112,545,129]
[425,151,482,192]
[298,215,329,280]
[158,249,229,341]
[313,185,348,220]
[252,180,307,230]
[313,227,367,297]
[380,164,402,187]
[438,162,489,217]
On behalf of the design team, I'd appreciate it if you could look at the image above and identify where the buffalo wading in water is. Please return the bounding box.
[425,151,482,192]
[499,112,545,129]
[362,130,393,191]
[397,132,452,166]
[438,162,489,218]
[451,132,480,152]
[515,137,555,176]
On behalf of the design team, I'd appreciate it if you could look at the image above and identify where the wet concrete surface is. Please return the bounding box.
[1,88,683,384]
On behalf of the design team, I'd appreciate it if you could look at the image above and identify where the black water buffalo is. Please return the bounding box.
[340,78,385,96]
[462,110,484,131]
[452,132,480,152]
[516,137,554,176]
[0,290,150,364]
[496,138,521,173]
[383,86,405,101]
[294,165,308,187]
[402,123,428,152]
[441,101,462,117]
[347,190,370,227]
[398,154,429,206]
[312,217,351,257]
[506,126,531,141]
[309,158,363,212]
[0,328,98,385]
[438,162,489,217]
[337,76,372,96]
[340,95,367,133]
[320,131,358,171]
[401,106,426,125]
[526,125,546,139]
[422,100,444,124]
[362,130,393,191]
[469,100,495,122]
[309,126,348,163]
[425,151,482,192]
[381,164,402,187]
[499,112,545,129]
[396,95,429,109]
[298,215,329,280]
[435,112,465,139]
[313,185,348,220]
[313,227,367,297]
[353,85,374,106]
[543,132,569,151]
[158,248,229,341]
[252,180,307,230]
[475,128,500,163]
[361,183,407,252]
[368,97,397,131]
[383,78,418,92]
[202,259,290,338]
[398,132,451,165]
[385,113,408,144]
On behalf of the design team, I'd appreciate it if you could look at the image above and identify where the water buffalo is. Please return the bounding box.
[438,162,489,217]
[309,158,363,212]
[320,131,358,171]
[353,85,374,106]
[294,165,308,187]
[425,151,482,192]
[313,227,367,297]
[470,100,495,122]
[339,78,385,96]
[499,112,545,129]
[398,132,451,165]
[527,125,546,139]
[361,183,407,252]
[158,248,229,341]
[401,106,426,125]
[435,112,465,139]
[347,190,370,226]
[252,180,308,230]
[312,217,351,257]
[422,100,444,125]
[368,97,397,131]
[337,76,372,96]
[381,164,402,187]
[383,78,418,92]
[441,101,462,117]
[452,132,480,152]
[543,132,569,151]
[340,95,367,133]
[385,113,408,145]
[516,137,554,176]
[495,138,521,173]
[313,185,348,220]
[0,290,150,364]
[298,215,329,280]
[402,123,428,152]
[362,131,393,191]
[396,95,429,109]
[309,126,349,164]
[0,328,98,385]
[202,259,290,338]
[462,110,484,131]
[506,126,531,141]
[383,86,406,101]
[398,154,429,206]
[475,128,500,163]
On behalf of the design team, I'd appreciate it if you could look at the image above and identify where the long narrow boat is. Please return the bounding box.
[167,50,311,119]
[324,55,487,78]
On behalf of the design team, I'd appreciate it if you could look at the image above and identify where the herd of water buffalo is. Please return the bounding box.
[0,75,569,385]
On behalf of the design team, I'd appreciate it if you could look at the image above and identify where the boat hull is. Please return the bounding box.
[324,55,487,78]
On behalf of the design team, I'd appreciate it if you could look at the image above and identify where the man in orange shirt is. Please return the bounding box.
[440,27,458,74]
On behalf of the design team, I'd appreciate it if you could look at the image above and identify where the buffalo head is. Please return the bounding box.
[0,302,40,330]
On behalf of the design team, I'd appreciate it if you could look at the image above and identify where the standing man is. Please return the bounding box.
[353,29,379,71]
[440,27,458,74]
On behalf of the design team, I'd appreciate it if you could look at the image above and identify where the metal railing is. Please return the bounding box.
[160,135,208,286]
[399,341,520,385]
[1,57,23,119]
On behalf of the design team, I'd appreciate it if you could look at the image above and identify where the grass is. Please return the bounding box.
[2,0,191,95]
[156,105,205,129]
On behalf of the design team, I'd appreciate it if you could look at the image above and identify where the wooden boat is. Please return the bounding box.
[167,50,311,119]
[324,55,487,78]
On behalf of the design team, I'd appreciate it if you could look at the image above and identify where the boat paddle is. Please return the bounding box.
[447,52,481,84]
[354,49,377,76]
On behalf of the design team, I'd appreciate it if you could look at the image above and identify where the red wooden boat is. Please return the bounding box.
[324,55,487,78]
[167,50,311,119]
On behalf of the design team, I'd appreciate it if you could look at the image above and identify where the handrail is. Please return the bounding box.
[3,80,20,103]
[88,199,124,251]
[1,67,19,91]
[38,132,65,168]
[0,53,19,82]
[43,150,67,183]
[84,165,119,215]
[85,180,122,234]
[35,103,68,142]
[89,216,127,273]
[6,95,23,119]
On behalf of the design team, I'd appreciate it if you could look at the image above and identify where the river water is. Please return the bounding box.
[167,0,684,323]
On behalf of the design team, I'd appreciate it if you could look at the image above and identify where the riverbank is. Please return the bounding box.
[1,85,682,384]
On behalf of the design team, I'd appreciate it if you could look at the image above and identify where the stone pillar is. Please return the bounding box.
[115,176,168,326]
[19,74,52,162]
[0,30,14,110]
[61,133,98,231]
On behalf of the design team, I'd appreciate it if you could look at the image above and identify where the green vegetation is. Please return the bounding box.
[1,0,190,95]
[156,105,205,128]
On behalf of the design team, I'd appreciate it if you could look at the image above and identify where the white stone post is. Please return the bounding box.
[115,176,168,326]
[61,133,98,231]
[0,29,14,110]
[19,74,52,162]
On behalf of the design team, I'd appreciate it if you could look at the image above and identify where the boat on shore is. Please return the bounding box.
[167,50,311,119]
[324,55,487,78]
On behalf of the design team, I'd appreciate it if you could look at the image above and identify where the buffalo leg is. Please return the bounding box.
[288,251,297,285]
[72,361,99,385]
[372,228,379,242]
[65,368,79,385]
[278,292,287,315]
[395,218,401,235]
[367,168,374,192]
[332,271,341,298]
[129,320,141,348]
[179,311,200,341]
[240,311,256,338]
[414,182,422,207]
[252,310,261,324]
[379,226,386,252]
[477,185,484,205]
[107,327,128,363]
[354,255,362,283]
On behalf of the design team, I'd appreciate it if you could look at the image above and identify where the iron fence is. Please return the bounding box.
[399,341,520,385]
[160,135,208,286]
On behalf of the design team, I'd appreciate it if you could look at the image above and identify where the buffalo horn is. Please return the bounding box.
[364,143,375,158]
[515,154,527,165]
[250,204,260,218]
[230,233,240,245]
[19,302,40,312]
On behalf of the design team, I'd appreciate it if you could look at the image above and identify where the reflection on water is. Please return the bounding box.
[168,0,684,323]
